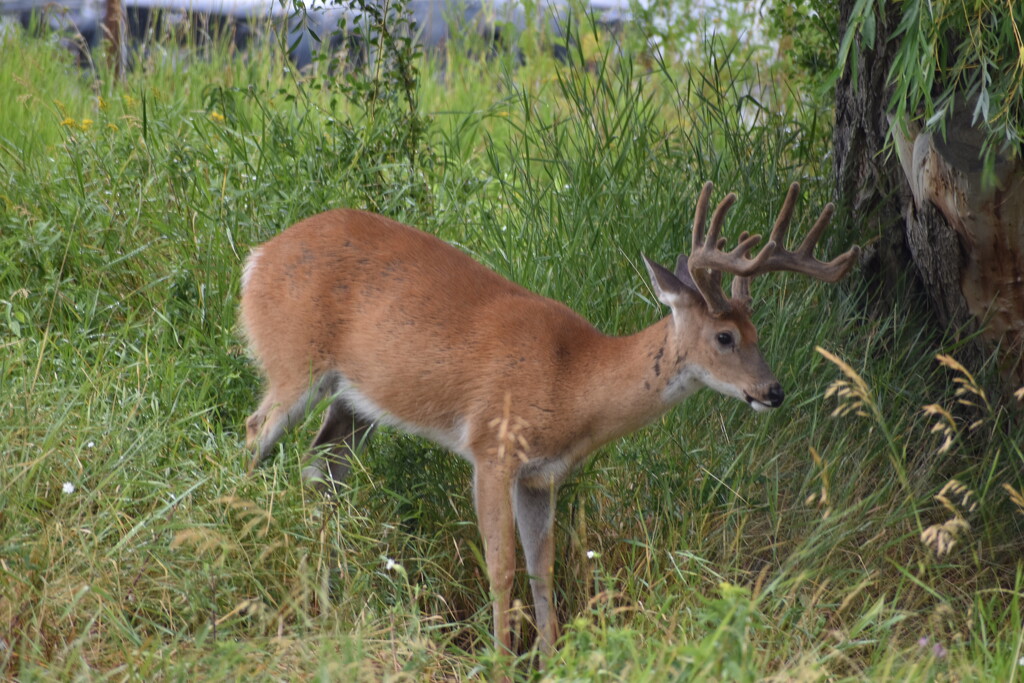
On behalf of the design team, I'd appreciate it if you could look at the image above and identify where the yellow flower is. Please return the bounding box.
[79,118,93,131]
[61,117,76,127]
[106,123,119,132]
[97,96,107,110]
[209,110,226,123]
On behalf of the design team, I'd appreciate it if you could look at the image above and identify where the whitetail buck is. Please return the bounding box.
[240,181,859,659]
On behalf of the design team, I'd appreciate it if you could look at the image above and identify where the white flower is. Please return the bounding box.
[86,441,95,448]
[1018,655,1024,666]
[62,482,75,494]
[586,550,598,559]
[385,558,402,572]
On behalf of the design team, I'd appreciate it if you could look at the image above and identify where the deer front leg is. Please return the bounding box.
[473,461,517,655]
[514,476,559,654]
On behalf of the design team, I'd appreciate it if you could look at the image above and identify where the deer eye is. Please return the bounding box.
[716,332,735,347]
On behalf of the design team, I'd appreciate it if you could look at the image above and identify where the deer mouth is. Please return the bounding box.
[745,393,782,412]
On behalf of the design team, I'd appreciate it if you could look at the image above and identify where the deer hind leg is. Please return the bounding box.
[514,476,559,655]
[302,398,376,494]
[473,460,517,658]
[245,372,336,471]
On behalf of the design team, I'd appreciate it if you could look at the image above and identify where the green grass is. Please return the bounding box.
[1,16,1022,681]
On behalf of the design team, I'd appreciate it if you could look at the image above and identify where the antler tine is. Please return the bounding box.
[690,181,715,254]
[798,205,861,281]
[683,181,860,315]
[687,189,744,316]
[756,186,861,282]
[731,231,754,307]
[795,203,835,256]
[705,193,738,251]
[765,182,801,248]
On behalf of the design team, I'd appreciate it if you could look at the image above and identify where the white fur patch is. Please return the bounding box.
[661,365,710,404]
[518,455,577,490]
[335,376,472,460]
[240,248,262,291]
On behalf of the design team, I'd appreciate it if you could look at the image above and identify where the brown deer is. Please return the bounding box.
[239,181,859,659]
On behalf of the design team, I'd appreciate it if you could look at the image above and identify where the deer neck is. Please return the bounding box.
[568,315,702,450]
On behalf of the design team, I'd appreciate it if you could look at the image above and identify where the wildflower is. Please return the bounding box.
[61,117,76,127]
[209,111,226,123]
[385,557,401,572]
[586,550,599,559]
[917,636,947,658]
[62,482,75,494]
[86,440,95,448]
[79,119,93,131]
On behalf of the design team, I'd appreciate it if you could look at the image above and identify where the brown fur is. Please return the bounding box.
[239,208,799,662]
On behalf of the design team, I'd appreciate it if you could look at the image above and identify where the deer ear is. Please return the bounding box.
[642,254,702,311]
[673,254,700,292]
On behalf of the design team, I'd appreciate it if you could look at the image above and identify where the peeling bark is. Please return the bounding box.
[835,0,1024,385]
[892,114,1024,378]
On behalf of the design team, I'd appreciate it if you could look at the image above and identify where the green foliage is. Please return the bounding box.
[839,0,1024,180]
[767,0,840,79]
[1,11,1022,682]
[292,0,430,169]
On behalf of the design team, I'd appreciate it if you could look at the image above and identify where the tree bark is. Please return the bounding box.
[834,0,1024,384]
[103,0,126,81]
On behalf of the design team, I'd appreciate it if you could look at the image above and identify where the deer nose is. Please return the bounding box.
[766,383,785,407]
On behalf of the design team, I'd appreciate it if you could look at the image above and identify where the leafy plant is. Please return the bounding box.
[838,0,1024,181]
[288,0,430,168]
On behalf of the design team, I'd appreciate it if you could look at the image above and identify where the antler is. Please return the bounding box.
[686,181,861,317]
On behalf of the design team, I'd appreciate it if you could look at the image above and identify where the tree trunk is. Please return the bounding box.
[834,0,1024,384]
[103,0,126,81]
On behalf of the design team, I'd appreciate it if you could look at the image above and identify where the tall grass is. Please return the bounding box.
[1,13,1021,681]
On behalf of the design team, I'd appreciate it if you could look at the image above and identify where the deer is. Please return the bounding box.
[239,181,860,663]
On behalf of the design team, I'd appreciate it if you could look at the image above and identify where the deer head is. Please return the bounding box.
[642,181,861,411]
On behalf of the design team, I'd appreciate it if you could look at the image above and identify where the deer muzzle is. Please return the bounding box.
[745,382,784,412]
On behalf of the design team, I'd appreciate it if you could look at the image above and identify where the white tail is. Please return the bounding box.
[239,181,859,658]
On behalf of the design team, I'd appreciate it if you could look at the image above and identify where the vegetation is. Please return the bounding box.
[1,7,1022,680]
[839,0,1024,179]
